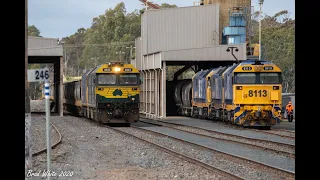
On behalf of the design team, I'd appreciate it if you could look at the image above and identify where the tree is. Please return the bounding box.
[160,3,177,8]
[251,10,295,93]
[61,2,178,78]
[28,25,41,36]
[75,2,141,72]
[62,28,87,76]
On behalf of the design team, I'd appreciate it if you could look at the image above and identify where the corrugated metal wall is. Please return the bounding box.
[141,4,220,55]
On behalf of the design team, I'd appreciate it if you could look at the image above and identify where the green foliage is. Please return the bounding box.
[160,3,177,9]
[62,2,179,77]
[61,3,294,93]
[28,25,41,37]
[251,10,295,93]
[62,2,143,76]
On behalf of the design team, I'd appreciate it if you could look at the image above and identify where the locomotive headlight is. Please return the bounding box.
[132,98,135,100]
[114,67,121,72]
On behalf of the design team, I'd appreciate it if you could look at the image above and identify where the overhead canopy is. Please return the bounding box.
[28,36,63,56]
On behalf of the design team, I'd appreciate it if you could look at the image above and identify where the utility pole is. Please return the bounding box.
[259,0,264,61]
[25,0,32,170]
[130,45,133,59]
[116,51,125,62]
[126,45,136,63]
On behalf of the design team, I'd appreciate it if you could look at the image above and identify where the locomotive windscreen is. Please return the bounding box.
[98,74,116,85]
[260,73,282,84]
[120,74,138,85]
[97,74,139,85]
[234,72,281,84]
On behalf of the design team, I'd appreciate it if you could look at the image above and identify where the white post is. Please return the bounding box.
[259,1,263,61]
[44,82,51,180]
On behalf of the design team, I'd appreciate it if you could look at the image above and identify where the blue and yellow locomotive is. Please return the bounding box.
[63,62,140,124]
[174,60,282,128]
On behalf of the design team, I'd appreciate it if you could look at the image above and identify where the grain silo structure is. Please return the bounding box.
[200,0,252,44]
[133,2,251,119]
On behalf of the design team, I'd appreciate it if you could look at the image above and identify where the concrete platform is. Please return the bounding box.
[272,120,295,131]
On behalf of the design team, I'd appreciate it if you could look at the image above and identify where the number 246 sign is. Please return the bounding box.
[27,68,50,82]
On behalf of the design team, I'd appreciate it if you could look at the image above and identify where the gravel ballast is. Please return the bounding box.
[31,115,60,154]
[151,122,295,155]
[26,115,226,180]
[118,127,294,180]
[157,117,295,145]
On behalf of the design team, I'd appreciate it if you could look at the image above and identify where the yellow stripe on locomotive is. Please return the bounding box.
[81,62,140,123]
[95,62,140,100]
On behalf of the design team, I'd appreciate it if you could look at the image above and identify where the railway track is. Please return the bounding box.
[105,125,244,180]
[139,118,295,157]
[212,120,295,139]
[157,113,295,140]
[32,115,62,156]
[117,124,294,179]
[256,129,295,139]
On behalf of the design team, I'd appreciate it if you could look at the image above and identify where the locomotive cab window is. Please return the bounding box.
[234,72,282,84]
[120,74,138,85]
[260,73,281,84]
[234,73,256,84]
[98,74,116,85]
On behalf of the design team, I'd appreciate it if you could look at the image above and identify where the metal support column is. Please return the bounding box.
[161,61,166,118]
[148,69,152,118]
[155,69,158,118]
[59,56,64,116]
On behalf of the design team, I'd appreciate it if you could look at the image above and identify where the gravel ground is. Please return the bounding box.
[26,115,225,180]
[119,127,294,180]
[143,121,295,156]
[31,116,60,154]
[158,117,295,145]
[30,100,54,112]
[272,121,295,131]
[260,130,295,138]
[139,126,295,172]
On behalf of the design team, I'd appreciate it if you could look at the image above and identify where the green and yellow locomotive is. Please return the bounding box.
[63,62,140,124]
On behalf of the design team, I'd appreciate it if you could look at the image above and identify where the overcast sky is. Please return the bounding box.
[28,0,295,39]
